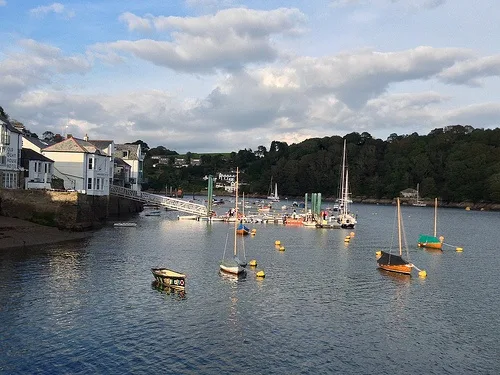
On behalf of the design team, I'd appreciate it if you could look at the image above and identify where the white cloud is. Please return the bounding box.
[29,2,74,19]
[119,12,153,32]
[330,0,447,10]
[0,1,7,7]
[0,39,91,101]
[438,55,500,86]
[101,8,307,73]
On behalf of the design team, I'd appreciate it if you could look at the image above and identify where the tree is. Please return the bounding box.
[43,131,56,142]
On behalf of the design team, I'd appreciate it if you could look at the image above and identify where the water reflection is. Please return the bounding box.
[151,281,186,299]
[218,270,247,283]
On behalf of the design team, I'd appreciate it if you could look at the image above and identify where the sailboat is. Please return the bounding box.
[417,198,443,250]
[220,167,247,275]
[336,139,357,229]
[267,177,280,202]
[412,183,426,207]
[377,198,426,276]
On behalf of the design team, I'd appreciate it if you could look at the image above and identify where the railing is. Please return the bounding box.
[110,185,208,216]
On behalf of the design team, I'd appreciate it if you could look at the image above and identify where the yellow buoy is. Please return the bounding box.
[418,270,427,278]
[465,206,471,211]
[279,246,285,251]
[249,259,257,267]
[439,236,444,243]
[375,250,382,257]
[350,232,355,237]
[456,247,463,252]
[251,229,257,235]
[256,270,265,278]
[275,240,281,246]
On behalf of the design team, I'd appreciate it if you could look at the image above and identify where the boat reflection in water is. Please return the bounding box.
[151,281,186,299]
[218,270,247,282]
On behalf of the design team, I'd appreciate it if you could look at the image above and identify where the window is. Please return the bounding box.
[0,125,10,145]
[96,178,100,190]
[0,156,5,165]
[88,157,93,170]
[87,178,92,190]
[2,172,17,188]
[44,163,50,173]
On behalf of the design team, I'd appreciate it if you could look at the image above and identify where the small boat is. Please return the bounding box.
[151,268,186,290]
[145,210,161,216]
[417,197,443,249]
[267,177,280,202]
[412,183,426,207]
[113,222,137,227]
[377,198,425,276]
[236,221,250,235]
[177,215,198,220]
[220,167,247,275]
[284,216,304,225]
[337,139,357,229]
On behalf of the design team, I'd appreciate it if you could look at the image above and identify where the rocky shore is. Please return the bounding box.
[0,216,92,250]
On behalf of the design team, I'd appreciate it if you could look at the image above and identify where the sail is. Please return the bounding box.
[377,251,409,266]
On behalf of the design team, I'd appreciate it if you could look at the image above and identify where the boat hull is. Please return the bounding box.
[418,242,442,250]
[220,263,245,275]
[377,263,412,275]
[151,268,186,290]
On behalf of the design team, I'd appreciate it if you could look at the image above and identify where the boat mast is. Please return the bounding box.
[343,168,349,216]
[234,167,239,256]
[397,197,402,256]
[274,182,278,199]
[416,183,420,203]
[433,197,438,237]
[340,139,346,210]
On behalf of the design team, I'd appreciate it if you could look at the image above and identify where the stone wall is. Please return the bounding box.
[0,189,109,230]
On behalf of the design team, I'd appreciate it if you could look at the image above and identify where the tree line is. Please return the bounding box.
[142,125,500,203]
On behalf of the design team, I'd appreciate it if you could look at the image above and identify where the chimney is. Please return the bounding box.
[67,134,73,139]
[84,134,88,141]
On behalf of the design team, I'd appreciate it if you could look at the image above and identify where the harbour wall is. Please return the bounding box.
[0,189,142,231]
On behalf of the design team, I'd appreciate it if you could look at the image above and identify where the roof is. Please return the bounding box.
[23,135,54,150]
[401,188,417,194]
[43,136,104,155]
[114,157,131,168]
[21,148,54,169]
[0,114,21,134]
[114,144,139,159]
[88,139,113,151]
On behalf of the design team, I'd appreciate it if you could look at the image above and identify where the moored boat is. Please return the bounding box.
[151,268,186,290]
[417,198,443,250]
[114,222,137,227]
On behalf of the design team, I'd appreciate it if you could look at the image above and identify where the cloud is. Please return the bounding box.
[0,39,91,101]
[330,0,447,10]
[284,46,472,108]
[119,12,153,32]
[438,55,500,86]
[0,1,6,7]
[29,2,75,19]
[97,8,307,73]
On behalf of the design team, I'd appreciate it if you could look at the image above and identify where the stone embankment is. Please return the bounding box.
[0,189,142,231]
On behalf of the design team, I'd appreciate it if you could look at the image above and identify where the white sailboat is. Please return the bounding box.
[412,183,426,207]
[337,139,357,229]
[267,177,280,202]
[220,167,246,275]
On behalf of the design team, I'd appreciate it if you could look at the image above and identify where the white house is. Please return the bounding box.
[0,114,23,188]
[22,135,53,154]
[21,148,54,189]
[86,137,115,190]
[114,144,144,191]
[42,135,111,196]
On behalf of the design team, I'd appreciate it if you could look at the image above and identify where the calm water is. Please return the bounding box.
[1,200,500,374]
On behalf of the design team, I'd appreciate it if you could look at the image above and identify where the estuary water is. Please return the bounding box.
[1,201,500,374]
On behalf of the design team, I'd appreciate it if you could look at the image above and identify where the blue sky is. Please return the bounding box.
[1,0,500,152]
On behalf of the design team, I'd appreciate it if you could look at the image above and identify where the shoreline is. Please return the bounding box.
[0,216,93,250]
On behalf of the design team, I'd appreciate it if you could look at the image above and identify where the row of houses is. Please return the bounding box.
[0,113,144,195]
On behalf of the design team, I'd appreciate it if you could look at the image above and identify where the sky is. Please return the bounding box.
[1,0,500,153]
